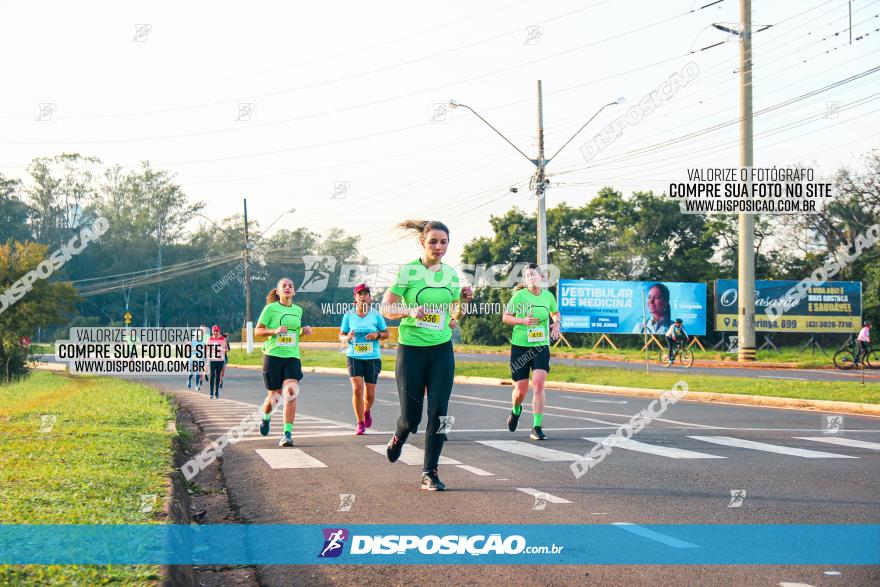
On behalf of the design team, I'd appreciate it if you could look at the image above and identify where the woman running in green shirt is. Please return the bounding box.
[502,264,561,440]
[254,278,313,447]
[381,220,473,491]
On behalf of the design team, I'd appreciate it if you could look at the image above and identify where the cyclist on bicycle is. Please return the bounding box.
[855,320,871,365]
[665,319,689,361]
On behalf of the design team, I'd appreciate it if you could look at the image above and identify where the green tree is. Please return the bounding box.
[26,153,102,246]
[0,241,78,382]
[0,174,32,243]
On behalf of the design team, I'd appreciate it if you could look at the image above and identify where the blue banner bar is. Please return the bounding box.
[2,524,879,565]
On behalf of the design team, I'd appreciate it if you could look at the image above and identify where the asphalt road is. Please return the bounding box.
[144,366,880,586]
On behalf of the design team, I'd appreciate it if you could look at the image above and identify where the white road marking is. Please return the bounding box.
[516,488,571,504]
[757,376,804,380]
[477,440,586,462]
[778,583,816,586]
[583,437,725,459]
[688,436,858,458]
[562,396,628,404]
[365,444,461,465]
[612,523,699,548]
[795,436,880,450]
[255,448,327,469]
[454,394,714,429]
[448,427,618,433]
[456,465,494,476]
[452,398,622,426]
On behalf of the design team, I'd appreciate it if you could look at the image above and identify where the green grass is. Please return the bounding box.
[227,348,877,404]
[0,371,175,586]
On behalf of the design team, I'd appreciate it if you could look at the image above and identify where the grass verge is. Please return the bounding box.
[228,349,877,405]
[0,370,175,586]
[454,344,833,369]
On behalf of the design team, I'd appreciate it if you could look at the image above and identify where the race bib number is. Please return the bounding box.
[352,342,372,356]
[415,310,446,330]
[527,326,547,343]
[276,332,297,347]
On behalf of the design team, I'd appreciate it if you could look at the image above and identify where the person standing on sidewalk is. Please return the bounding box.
[340,283,389,434]
[501,264,560,441]
[381,220,473,491]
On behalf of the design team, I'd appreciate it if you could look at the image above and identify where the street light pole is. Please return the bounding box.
[536,81,548,266]
[450,90,623,267]
[243,197,251,331]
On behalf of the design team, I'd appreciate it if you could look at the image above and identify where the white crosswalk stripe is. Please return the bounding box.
[476,440,586,462]
[688,436,858,459]
[516,488,571,504]
[255,448,327,469]
[456,465,494,476]
[795,436,880,450]
[365,444,462,465]
[582,437,725,459]
[612,523,699,548]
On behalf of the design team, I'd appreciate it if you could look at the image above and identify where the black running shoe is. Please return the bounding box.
[386,435,403,463]
[507,410,520,432]
[530,426,547,441]
[420,469,446,491]
[259,417,270,436]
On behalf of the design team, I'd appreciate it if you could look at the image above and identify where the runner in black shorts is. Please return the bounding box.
[340,283,389,435]
[254,278,312,447]
[502,264,560,441]
[381,220,473,491]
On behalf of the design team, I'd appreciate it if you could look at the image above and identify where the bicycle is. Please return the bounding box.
[659,340,694,368]
[833,342,879,370]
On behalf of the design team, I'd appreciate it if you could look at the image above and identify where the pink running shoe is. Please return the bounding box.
[364,410,373,428]
[355,422,366,435]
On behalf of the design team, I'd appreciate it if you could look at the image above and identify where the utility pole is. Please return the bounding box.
[536,81,548,266]
[737,0,756,362]
[156,215,162,327]
[243,197,252,330]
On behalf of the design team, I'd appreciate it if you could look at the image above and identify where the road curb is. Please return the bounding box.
[162,402,194,587]
[231,363,880,416]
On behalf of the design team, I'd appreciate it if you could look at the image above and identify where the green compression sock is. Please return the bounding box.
[262,412,271,422]
[533,413,543,427]
[512,404,523,416]
[284,423,293,433]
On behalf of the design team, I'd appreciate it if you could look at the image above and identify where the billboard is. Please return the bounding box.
[558,280,707,335]
[714,279,862,333]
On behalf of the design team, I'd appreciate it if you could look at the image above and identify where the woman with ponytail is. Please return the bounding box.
[381,220,473,491]
[254,278,313,447]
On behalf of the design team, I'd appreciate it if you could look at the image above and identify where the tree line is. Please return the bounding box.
[1,150,878,380]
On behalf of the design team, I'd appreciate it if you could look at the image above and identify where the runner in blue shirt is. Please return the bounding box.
[340,283,389,434]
